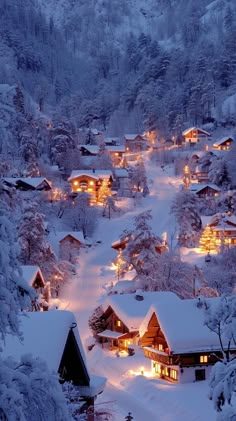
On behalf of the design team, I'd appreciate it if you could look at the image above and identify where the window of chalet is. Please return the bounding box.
[158,344,163,351]
[170,369,178,380]
[200,355,208,364]
[116,320,121,327]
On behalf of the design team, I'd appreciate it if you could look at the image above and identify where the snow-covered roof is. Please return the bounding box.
[1,311,87,372]
[213,136,234,147]
[182,127,210,136]
[140,297,227,354]
[104,137,121,143]
[3,177,51,189]
[80,145,99,154]
[114,168,129,178]
[20,265,45,286]
[124,134,145,140]
[209,213,236,228]
[190,183,221,194]
[103,291,179,332]
[68,170,113,182]
[97,330,128,339]
[58,231,86,244]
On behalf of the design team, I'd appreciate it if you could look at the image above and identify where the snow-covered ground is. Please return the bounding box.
[59,156,215,420]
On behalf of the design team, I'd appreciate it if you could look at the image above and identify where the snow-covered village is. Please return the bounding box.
[1,1,236,420]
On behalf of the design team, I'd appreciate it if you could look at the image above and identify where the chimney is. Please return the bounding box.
[92,168,95,173]
[135,289,144,301]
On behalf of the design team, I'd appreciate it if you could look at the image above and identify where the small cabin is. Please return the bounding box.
[182,127,211,146]
[97,291,175,352]
[1,311,106,414]
[140,296,236,383]
[59,232,87,262]
[208,213,236,247]
[20,265,49,311]
[3,177,52,191]
[68,170,114,203]
[111,233,167,255]
[124,134,148,153]
[190,183,221,198]
[213,136,234,151]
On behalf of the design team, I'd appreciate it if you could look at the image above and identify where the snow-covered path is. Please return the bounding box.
[59,158,214,420]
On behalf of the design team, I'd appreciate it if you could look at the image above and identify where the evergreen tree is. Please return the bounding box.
[88,306,106,337]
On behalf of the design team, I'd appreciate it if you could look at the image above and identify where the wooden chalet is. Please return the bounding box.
[3,177,52,191]
[213,136,234,151]
[124,134,148,153]
[97,291,175,352]
[140,296,235,383]
[208,213,236,246]
[111,233,168,255]
[2,311,106,417]
[58,232,87,261]
[68,170,114,202]
[182,127,211,145]
[20,265,45,290]
[20,265,49,311]
[190,183,221,198]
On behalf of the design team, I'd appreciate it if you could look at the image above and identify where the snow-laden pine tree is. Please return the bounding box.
[200,295,236,419]
[171,189,202,247]
[208,158,231,190]
[0,198,70,420]
[117,210,162,287]
[72,192,98,237]
[128,158,149,197]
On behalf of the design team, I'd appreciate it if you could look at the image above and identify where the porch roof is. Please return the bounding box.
[97,330,128,339]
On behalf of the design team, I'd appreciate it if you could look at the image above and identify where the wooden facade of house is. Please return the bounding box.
[124,134,148,153]
[59,234,84,261]
[68,171,113,203]
[141,311,233,383]
[213,137,234,151]
[98,306,139,351]
[183,127,211,145]
[190,184,220,198]
[209,215,236,246]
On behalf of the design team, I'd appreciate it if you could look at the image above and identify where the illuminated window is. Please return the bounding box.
[116,320,121,327]
[200,355,208,363]
[73,181,78,186]
[155,363,161,375]
[158,344,163,351]
[89,181,94,185]
[170,369,177,380]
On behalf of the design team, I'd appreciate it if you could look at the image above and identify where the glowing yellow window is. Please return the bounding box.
[200,355,208,363]
[116,320,121,327]
[170,369,177,380]
[73,181,78,186]
[158,344,163,351]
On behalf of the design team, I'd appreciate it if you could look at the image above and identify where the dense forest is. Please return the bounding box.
[1,0,236,152]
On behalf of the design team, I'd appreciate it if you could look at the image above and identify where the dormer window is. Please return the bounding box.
[200,355,208,363]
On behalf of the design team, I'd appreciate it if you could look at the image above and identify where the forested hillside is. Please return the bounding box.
[1,0,236,148]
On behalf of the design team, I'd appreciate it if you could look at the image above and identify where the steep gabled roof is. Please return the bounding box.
[190,183,221,194]
[58,231,86,244]
[20,265,45,287]
[213,136,234,147]
[124,134,145,141]
[3,177,51,190]
[102,291,180,332]
[1,311,87,372]
[68,170,114,182]
[182,127,211,136]
[140,297,228,354]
